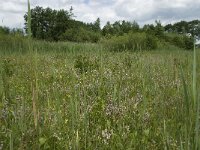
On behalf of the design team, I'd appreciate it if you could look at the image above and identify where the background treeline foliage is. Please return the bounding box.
[1,6,198,50]
[101,32,157,51]
[102,20,140,37]
[0,26,23,36]
[165,20,200,37]
[24,6,101,42]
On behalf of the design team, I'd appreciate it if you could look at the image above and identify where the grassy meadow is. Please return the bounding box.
[0,37,199,149]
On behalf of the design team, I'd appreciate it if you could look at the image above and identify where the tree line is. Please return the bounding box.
[0,26,23,36]
[1,6,199,50]
[23,6,101,42]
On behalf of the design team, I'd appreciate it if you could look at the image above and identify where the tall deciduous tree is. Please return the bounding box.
[24,6,72,41]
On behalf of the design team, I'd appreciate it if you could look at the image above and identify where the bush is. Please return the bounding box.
[0,26,10,35]
[74,55,99,73]
[145,35,158,50]
[164,33,193,50]
[60,27,101,43]
[183,36,193,50]
[101,32,158,51]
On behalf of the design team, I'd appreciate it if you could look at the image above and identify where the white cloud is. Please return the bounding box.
[0,0,200,28]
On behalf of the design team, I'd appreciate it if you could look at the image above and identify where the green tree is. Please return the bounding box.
[102,20,139,37]
[102,21,113,36]
[54,9,71,40]
[24,6,72,41]
[93,18,101,32]
[154,20,164,38]
[0,26,10,35]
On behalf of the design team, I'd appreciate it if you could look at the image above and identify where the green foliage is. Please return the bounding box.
[142,20,195,50]
[102,20,139,36]
[91,18,101,32]
[164,33,193,50]
[145,35,158,50]
[183,36,194,50]
[23,5,200,45]
[102,32,157,51]
[143,21,165,39]
[2,58,15,102]
[24,6,71,41]
[74,55,99,73]
[165,20,200,37]
[0,34,101,55]
[24,6,102,42]
[0,35,29,53]
[0,39,200,149]
[60,27,101,43]
[0,26,10,35]
[154,20,164,38]
[0,26,23,36]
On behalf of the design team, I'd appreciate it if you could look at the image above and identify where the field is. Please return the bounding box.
[0,40,200,149]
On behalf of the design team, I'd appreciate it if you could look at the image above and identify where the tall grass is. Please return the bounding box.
[178,40,199,150]
[0,7,199,148]
[193,42,199,150]
[193,41,197,106]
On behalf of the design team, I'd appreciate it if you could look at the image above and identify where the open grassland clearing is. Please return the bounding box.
[0,41,199,149]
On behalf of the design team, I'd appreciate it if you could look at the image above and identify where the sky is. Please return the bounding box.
[0,0,200,28]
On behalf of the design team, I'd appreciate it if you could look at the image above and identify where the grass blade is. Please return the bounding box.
[193,41,197,106]
[180,65,190,117]
[28,0,32,39]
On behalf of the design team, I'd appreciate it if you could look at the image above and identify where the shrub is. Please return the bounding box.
[183,36,193,50]
[0,26,10,35]
[164,33,193,50]
[101,32,158,51]
[74,55,99,73]
[60,27,101,43]
[145,35,158,50]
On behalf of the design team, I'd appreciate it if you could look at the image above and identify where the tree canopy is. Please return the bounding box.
[24,6,103,42]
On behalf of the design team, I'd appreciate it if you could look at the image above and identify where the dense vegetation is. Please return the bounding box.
[24,6,101,42]
[165,20,200,37]
[0,36,199,149]
[101,32,158,51]
[0,26,23,36]
[0,3,200,149]
[1,6,199,51]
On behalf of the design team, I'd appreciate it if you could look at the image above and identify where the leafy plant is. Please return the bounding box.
[101,32,157,51]
[74,55,99,73]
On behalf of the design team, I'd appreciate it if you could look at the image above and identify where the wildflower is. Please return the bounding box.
[53,132,62,141]
[102,129,113,144]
